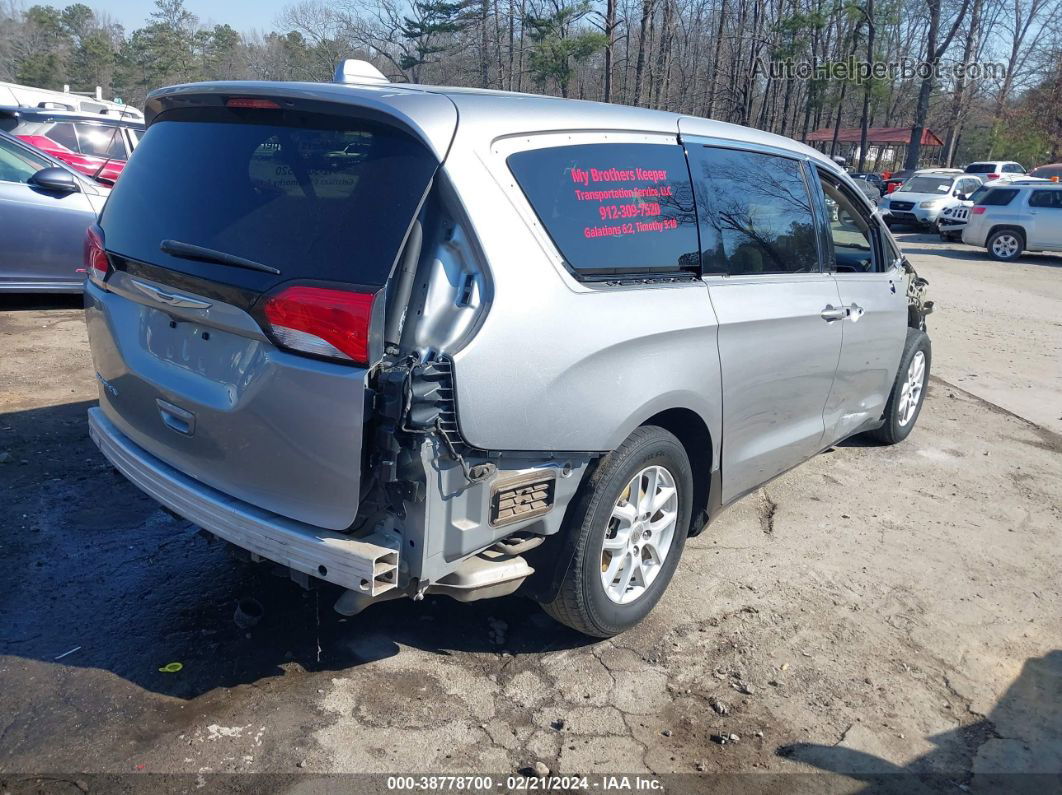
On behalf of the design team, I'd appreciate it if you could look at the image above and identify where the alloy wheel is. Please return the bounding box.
[600,465,679,604]
[897,350,926,427]
[991,233,1020,259]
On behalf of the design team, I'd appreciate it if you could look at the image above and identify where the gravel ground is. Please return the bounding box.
[1,231,1059,790]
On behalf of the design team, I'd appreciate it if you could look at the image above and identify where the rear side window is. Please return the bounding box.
[74,123,126,159]
[1029,190,1062,208]
[100,109,439,291]
[687,146,819,275]
[45,122,79,152]
[976,188,1019,206]
[506,143,699,277]
[1002,164,1025,174]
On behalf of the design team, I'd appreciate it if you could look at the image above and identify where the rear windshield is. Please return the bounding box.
[964,163,997,174]
[975,188,1019,206]
[100,108,438,291]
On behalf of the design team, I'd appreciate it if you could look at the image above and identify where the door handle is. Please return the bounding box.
[848,303,865,322]
[820,305,848,321]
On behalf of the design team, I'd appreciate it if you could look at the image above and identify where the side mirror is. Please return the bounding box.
[957,193,968,202]
[29,167,80,194]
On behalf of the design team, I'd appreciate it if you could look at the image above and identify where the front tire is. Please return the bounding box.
[541,426,693,638]
[870,328,931,445]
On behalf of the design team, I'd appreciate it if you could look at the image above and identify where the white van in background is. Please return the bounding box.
[0,81,143,121]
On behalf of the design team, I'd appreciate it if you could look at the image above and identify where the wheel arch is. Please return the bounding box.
[522,406,717,605]
[639,407,714,537]
[987,224,1027,244]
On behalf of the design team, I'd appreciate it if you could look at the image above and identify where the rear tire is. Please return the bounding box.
[541,426,693,638]
[869,328,931,445]
[986,229,1024,261]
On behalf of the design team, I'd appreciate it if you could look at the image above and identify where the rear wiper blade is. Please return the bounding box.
[160,239,281,275]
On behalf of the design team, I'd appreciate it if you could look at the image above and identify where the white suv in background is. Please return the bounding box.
[961,181,1062,260]
[881,169,983,229]
[963,161,1026,182]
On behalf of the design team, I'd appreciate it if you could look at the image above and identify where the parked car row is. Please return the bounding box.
[0,130,110,292]
[0,105,143,184]
[877,166,1062,261]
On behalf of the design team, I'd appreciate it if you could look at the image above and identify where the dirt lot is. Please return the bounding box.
[1,231,1060,790]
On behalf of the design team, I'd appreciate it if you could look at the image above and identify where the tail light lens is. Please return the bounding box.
[263,286,375,365]
[988,173,1000,181]
[972,206,986,214]
[84,224,111,286]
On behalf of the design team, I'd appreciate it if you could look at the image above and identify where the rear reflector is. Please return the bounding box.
[84,224,110,285]
[972,206,986,214]
[226,97,281,109]
[263,286,375,365]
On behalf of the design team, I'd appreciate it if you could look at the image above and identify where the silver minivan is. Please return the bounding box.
[84,62,933,637]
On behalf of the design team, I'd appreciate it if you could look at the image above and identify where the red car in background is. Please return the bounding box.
[0,106,143,184]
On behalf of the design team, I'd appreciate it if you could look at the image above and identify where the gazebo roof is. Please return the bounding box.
[804,126,944,146]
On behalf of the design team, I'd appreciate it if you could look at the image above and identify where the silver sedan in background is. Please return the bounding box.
[0,130,109,292]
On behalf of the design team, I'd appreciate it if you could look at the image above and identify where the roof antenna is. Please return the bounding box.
[333,59,390,85]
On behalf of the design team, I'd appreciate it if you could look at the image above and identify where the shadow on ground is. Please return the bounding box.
[777,650,1062,791]
[0,400,593,702]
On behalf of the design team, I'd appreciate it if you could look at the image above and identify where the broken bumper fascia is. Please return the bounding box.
[87,407,399,596]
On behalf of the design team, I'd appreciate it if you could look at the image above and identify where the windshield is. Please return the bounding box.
[100,108,439,292]
[897,177,954,194]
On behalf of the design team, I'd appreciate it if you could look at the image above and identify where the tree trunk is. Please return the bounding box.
[831,27,861,158]
[905,0,970,169]
[857,0,875,171]
[633,0,654,106]
[507,0,516,89]
[603,0,617,101]
[652,0,673,108]
[480,0,490,88]
[704,0,727,118]
[943,0,982,166]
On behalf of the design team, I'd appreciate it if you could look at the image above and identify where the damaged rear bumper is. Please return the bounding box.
[87,407,399,597]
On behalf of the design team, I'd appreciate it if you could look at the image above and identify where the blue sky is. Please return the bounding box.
[96,0,293,33]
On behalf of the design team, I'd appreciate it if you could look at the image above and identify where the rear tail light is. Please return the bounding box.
[972,206,986,214]
[262,286,375,365]
[988,173,1000,181]
[84,224,111,286]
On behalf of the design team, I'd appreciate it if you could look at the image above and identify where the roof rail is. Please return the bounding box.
[333,59,390,86]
